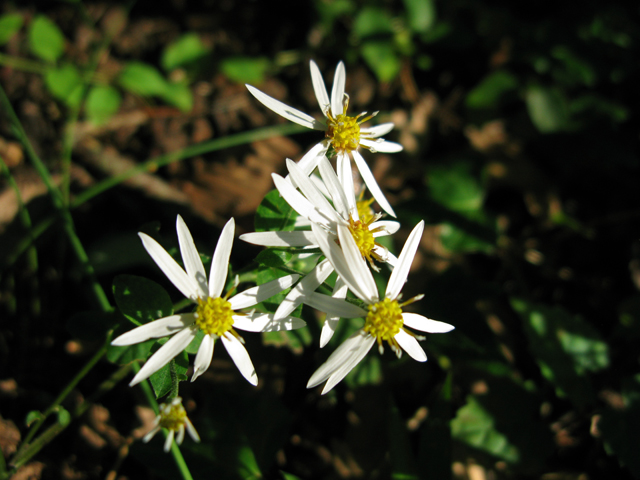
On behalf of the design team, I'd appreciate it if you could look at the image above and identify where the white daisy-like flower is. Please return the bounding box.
[246,60,402,217]
[306,220,455,394]
[240,156,399,346]
[142,397,200,452]
[112,216,304,387]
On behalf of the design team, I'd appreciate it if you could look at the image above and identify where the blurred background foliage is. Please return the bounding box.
[1,0,640,479]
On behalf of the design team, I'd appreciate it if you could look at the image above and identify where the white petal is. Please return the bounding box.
[234,312,306,332]
[317,156,350,219]
[176,425,185,445]
[129,326,197,386]
[275,258,334,318]
[291,143,327,177]
[330,61,346,116]
[373,245,397,268]
[310,60,330,116]
[360,122,394,138]
[370,220,401,237]
[351,150,396,218]
[191,333,214,381]
[394,329,427,362]
[142,424,161,443]
[273,173,334,230]
[164,430,175,452]
[111,314,196,346]
[307,330,373,389]
[337,154,358,219]
[402,312,455,333]
[320,277,348,348]
[176,215,208,297]
[308,172,331,198]
[386,221,424,300]
[185,418,200,442]
[139,233,199,301]
[286,159,343,225]
[304,292,367,318]
[321,333,375,394]
[246,84,323,130]
[209,218,235,298]
[228,273,300,310]
[221,333,258,385]
[239,231,317,247]
[337,224,379,303]
[360,138,403,153]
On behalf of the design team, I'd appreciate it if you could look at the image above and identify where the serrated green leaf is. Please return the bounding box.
[28,15,65,63]
[161,33,210,71]
[160,81,193,112]
[221,56,269,85]
[0,13,23,45]
[255,189,298,232]
[112,274,173,326]
[44,64,84,108]
[118,62,168,97]
[86,85,121,125]
[361,40,401,83]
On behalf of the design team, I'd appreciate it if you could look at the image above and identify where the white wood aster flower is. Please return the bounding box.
[112,216,304,387]
[246,60,402,217]
[306,220,455,394]
[142,396,200,452]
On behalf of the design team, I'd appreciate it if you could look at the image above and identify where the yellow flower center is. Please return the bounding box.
[356,195,376,225]
[327,112,361,153]
[195,296,234,336]
[364,298,404,352]
[349,216,375,260]
[158,399,188,432]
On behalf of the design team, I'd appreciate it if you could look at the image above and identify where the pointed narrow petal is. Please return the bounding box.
[176,215,208,297]
[221,333,258,385]
[320,277,348,348]
[275,258,334,318]
[307,330,373,388]
[111,314,196,346]
[191,334,215,381]
[321,334,374,393]
[185,418,200,442]
[310,60,330,115]
[360,138,404,153]
[374,246,397,268]
[351,150,396,218]
[176,426,185,445]
[304,292,367,318]
[164,430,175,452]
[129,326,197,386]
[228,273,300,310]
[292,143,327,177]
[209,218,235,298]
[142,424,160,443]
[287,159,343,225]
[234,312,306,332]
[246,84,323,130]
[139,233,199,301]
[330,61,346,116]
[337,224,379,303]
[360,122,395,137]
[402,312,455,333]
[386,221,424,300]
[395,330,427,361]
[239,231,317,247]
[273,174,334,230]
[337,154,358,219]
[317,156,350,218]
[370,220,401,237]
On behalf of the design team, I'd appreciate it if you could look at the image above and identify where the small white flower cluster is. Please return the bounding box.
[112,60,454,451]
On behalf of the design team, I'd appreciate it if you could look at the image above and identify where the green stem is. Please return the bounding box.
[0,52,48,75]
[135,364,194,480]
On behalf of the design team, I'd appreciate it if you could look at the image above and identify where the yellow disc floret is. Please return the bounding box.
[349,216,376,261]
[158,398,188,432]
[356,195,376,225]
[364,298,404,354]
[195,296,234,336]
[325,96,377,154]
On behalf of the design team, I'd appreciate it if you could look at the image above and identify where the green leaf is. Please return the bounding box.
[428,161,483,214]
[221,56,269,85]
[44,64,84,108]
[402,0,436,33]
[262,326,310,354]
[66,310,118,341]
[112,274,173,326]
[361,40,402,83]
[161,33,210,71]
[25,410,44,427]
[255,189,298,232]
[0,13,23,45]
[255,248,293,269]
[160,81,193,112]
[525,85,570,133]
[345,353,382,388]
[149,354,189,399]
[106,338,156,365]
[118,62,169,97]
[353,7,394,39]
[465,70,518,109]
[28,15,65,63]
[56,406,71,427]
[86,85,121,125]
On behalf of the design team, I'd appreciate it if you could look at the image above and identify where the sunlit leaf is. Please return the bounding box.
[86,85,121,125]
[255,248,293,269]
[361,40,401,83]
[160,81,193,112]
[44,64,84,108]
[353,6,394,39]
[221,56,269,85]
[255,189,298,232]
[402,0,436,34]
[113,274,173,326]
[162,33,210,71]
[118,62,169,97]
[28,15,65,63]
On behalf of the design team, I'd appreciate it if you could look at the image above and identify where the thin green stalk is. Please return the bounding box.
[71,122,307,208]
[135,364,194,480]
[0,52,48,75]
[0,444,7,480]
